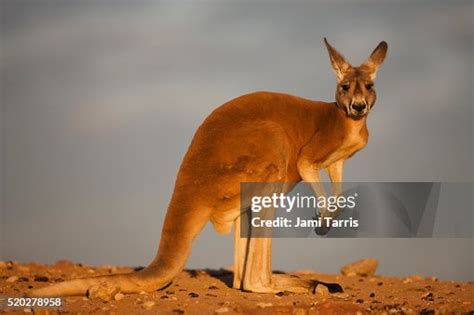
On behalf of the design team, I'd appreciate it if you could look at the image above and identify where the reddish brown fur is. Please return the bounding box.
[28,39,387,297]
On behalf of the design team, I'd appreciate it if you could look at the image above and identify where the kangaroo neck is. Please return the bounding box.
[330,101,368,134]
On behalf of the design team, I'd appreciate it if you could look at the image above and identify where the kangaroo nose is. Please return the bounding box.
[351,103,367,113]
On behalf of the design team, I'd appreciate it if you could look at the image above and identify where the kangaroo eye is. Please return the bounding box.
[341,84,350,91]
[365,83,374,90]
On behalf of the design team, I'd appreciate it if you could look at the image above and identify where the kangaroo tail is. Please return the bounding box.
[27,201,210,297]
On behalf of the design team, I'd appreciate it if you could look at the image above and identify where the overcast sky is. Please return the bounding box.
[1,1,472,280]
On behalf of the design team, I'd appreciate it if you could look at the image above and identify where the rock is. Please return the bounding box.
[33,276,49,282]
[142,301,155,310]
[256,302,273,308]
[333,293,351,301]
[0,261,7,269]
[135,298,143,305]
[341,258,378,277]
[214,307,230,313]
[6,276,19,283]
[317,281,344,293]
[86,284,121,302]
[114,292,125,301]
[315,284,330,298]
[275,291,292,297]
[402,278,413,284]
[188,292,199,298]
[421,292,434,301]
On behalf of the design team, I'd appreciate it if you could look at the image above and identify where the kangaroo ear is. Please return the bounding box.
[363,41,388,74]
[324,38,351,80]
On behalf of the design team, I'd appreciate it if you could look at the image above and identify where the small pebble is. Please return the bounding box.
[275,291,291,297]
[87,284,120,302]
[256,302,273,308]
[315,284,329,298]
[142,301,155,310]
[6,276,19,283]
[422,292,434,301]
[114,292,125,301]
[333,293,351,301]
[214,307,229,313]
[34,276,49,282]
[188,292,199,298]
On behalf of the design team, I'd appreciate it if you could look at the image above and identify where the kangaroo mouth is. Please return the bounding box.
[349,111,368,119]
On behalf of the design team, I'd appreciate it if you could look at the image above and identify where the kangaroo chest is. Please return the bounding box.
[319,128,368,168]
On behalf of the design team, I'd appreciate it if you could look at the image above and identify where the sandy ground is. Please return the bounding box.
[0,260,473,314]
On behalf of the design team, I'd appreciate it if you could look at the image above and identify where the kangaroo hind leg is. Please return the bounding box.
[234,204,316,293]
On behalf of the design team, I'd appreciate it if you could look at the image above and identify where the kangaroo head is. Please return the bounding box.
[324,38,388,119]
